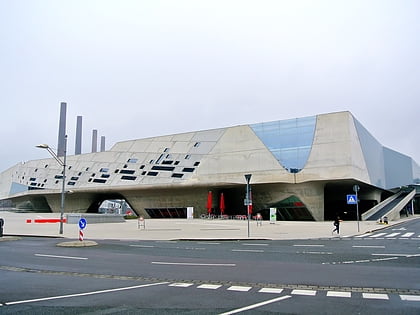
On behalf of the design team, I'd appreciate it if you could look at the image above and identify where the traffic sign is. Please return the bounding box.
[78,218,87,230]
[347,194,357,205]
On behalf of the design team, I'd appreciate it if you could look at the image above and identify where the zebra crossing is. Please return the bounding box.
[167,282,420,302]
[353,230,420,239]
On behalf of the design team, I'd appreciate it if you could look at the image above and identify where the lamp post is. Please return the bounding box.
[36,135,67,234]
[244,174,252,238]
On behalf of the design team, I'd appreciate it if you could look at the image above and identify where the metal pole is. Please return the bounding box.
[412,199,415,216]
[59,135,67,234]
[356,189,360,232]
[245,174,252,238]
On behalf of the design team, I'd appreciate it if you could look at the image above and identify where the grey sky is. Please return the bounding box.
[1,0,419,172]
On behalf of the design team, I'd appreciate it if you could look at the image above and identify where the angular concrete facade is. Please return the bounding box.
[0,111,418,221]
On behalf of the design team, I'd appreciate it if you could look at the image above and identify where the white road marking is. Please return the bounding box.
[227,286,252,292]
[352,245,385,248]
[385,233,400,238]
[151,261,236,267]
[242,243,269,246]
[291,289,316,296]
[219,295,292,315]
[169,283,194,288]
[362,293,389,300]
[34,254,87,260]
[5,282,169,306]
[129,245,154,248]
[197,242,221,245]
[355,233,371,238]
[371,253,417,257]
[369,233,387,238]
[327,291,351,298]
[401,232,414,237]
[197,284,222,290]
[400,295,420,301]
[293,244,324,247]
[232,249,264,253]
[301,251,332,255]
[259,288,283,294]
[371,257,398,261]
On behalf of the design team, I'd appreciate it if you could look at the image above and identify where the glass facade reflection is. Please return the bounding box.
[250,116,317,172]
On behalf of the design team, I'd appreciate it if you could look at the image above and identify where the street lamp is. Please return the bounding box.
[36,135,67,234]
[245,174,252,238]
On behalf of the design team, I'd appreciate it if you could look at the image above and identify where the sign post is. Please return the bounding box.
[347,185,360,232]
[78,218,87,241]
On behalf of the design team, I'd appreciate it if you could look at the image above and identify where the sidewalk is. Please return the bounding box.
[1,211,416,241]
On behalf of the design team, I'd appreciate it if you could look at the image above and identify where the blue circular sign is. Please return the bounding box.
[78,218,87,230]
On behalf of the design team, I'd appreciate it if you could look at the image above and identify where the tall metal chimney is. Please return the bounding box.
[91,129,98,153]
[57,102,67,157]
[100,136,105,152]
[75,116,82,155]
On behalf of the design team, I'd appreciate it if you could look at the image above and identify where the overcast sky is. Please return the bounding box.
[1,0,419,172]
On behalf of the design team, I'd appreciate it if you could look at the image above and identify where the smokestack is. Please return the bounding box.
[75,116,82,155]
[57,102,67,157]
[100,136,105,152]
[91,129,98,153]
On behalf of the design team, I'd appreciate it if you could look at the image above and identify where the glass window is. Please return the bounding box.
[251,115,316,172]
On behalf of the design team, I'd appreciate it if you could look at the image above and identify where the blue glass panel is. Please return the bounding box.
[251,116,316,172]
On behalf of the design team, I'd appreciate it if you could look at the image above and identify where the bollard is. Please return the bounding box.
[138,216,145,229]
[0,218,4,237]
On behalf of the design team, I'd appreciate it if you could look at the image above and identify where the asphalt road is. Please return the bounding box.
[1,219,419,314]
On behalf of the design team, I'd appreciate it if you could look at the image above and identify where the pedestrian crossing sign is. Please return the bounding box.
[347,194,357,204]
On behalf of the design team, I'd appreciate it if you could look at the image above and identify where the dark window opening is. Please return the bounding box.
[93,178,107,183]
[121,175,137,180]
[156,154,164,164]
[120,169,135,174]
[128,158,138,163]
[71,176,79,181]
[151,166,175,171]
[68,181,76,186]
[172,173,184,178]
[182,167,195,172]
[140,165,145,169]
[101,174,110,178]
[162,160,173,165]
[147,171,158,176]
[100,168,109,173]
[194,162,200,166]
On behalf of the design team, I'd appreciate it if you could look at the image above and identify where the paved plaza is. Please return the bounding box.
[1,211,415,241]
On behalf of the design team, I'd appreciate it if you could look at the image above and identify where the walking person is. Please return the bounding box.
[332,216,340,235]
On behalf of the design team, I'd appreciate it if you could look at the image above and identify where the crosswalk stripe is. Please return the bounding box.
[362,293,389,300]
[400,232,414,237]
[369,233,387,238]
[169,283,194,288]
[227,286,252,292]
[327,291,351,298]
[197,284,222,290]
[400,295,420,301]
[291,289,316,296]
[259,288,284,294]
[385,233,400,238]
[355,233,371,238]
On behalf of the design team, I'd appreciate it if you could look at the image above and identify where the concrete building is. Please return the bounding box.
[0,111,419,221]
